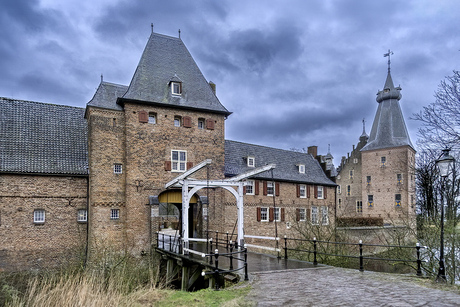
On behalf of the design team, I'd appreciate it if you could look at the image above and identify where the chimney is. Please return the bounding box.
[209,81,216,94]
[307,146,317,158]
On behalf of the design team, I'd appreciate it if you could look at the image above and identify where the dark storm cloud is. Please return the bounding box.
[1,0,459,163]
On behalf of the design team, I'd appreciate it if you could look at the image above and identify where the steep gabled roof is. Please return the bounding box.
[86,81,128,112]
[120,32,231,115]
[225,140,336,186]
[361,72,414,152]
[0,98,88,175]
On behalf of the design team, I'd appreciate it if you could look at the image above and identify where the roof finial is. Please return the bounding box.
[178,29,181,38]
[328,144,331,154]
[151,23,153,33]
[383,49,394,73]
[362,118,366,134]
[101,74,103,83]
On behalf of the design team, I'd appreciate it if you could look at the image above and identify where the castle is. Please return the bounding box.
[0,32,414,271]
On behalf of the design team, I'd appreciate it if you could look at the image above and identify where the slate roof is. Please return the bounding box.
[225,140,336,186]
[361,72,414,152]
[120,32,231,115]
[86,81,128,111]
[0,98,88,175]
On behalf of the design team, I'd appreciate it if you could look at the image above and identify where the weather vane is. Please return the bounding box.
[383,49,394,73]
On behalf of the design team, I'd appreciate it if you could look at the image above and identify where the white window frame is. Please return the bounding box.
[267,181,275,196]
[299,184,306,198]
[171,150,187,172]
[246,180,255,195]
[148,112,156,124]
[321,206,329,225]
[317,186,324,199]
[274,207,281,222]
[171,82,182,95]
[247,156,255,167]
[77,209,88,222]
[298,164,305,174]
[114,164,122,174]
[299,208,306,221]
[111,209,120,220]
[34,209,45,224]
[356,200,363,213]
[311,206,319,225]
[198,118,205,129]
[260,207,269,222]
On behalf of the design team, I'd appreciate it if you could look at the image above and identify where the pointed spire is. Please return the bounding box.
[360,118,369,142]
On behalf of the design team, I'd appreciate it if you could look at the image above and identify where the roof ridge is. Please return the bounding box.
[0,97,85,110]
[226,139,310,155]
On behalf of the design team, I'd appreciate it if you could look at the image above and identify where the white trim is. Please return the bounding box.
[171,150,187,172]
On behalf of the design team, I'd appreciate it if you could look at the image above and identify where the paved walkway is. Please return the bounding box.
[246,266,460,306]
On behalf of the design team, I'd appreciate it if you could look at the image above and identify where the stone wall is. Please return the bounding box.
[0,174,87,271]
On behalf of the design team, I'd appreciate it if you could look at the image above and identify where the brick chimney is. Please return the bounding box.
[307,146,317,158]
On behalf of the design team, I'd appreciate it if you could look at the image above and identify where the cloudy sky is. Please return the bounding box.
[2,0,459,163]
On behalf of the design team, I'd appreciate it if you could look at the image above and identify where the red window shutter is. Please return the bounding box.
[324,187,327,199]
[243,186,247,195]
[263,181,267,196]
[296,208,300,221]
[256,207,261,222]
[206,119,215,130]
[281,208,285,221]
[255,180,260,195]
[164,161,171,171]
[183,116,192,128]
[307,185,311,198]
[269,208,274,222]
[314,186,318,198]
[275,182,280,196]
[307,208,311,220]
[139,110,148,123]
[296,184,300,198]
[187,162,193,170]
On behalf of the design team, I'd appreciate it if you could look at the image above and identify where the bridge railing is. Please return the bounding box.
[283,236,425,275]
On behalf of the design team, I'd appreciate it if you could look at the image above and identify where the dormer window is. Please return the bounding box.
[298,164,305,174]
[247,156,255,167]
[171,82,182,95]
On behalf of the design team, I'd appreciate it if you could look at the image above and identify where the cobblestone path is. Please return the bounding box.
[246,267,460,306]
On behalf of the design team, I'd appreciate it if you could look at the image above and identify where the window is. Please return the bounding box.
[299,208,306,221]
[349,170,353,180]
[353,158,358,164]
[338,198,342,208]
[34,209,45,224]
[366,176,371,185]
[347,185,351,196]
[298,164,305,173]
[397,174,402,184]
[395,194,401,207]
[311,206,318,225]
[260,207,268,222]
[171,150,187,172]
[274,208,281,221]
[381,156,386,166]
[246,180,254,195]
[198,118,205,129]
[267,182,274,196]
[148,112,156,124]
[174,116,181,127]
[247,156,255,167]
[337,185,341,194]
[368,195,374,207]
[114,164,122,174]
[171,82,182,95]
[356,201,363,213]
[317,186,324,199]
[77,209,87,222]
[321,206,328,225]
[299,184,306,198]
[111,209,120,220]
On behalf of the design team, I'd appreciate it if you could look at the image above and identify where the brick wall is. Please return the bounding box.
[0,174,87,271]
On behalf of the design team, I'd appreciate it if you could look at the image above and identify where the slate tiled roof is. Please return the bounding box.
[225,140,336,186]
[0,98,88,175]
[121,32,231,115]
[361,72,414,152]
[86,81,128,111]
